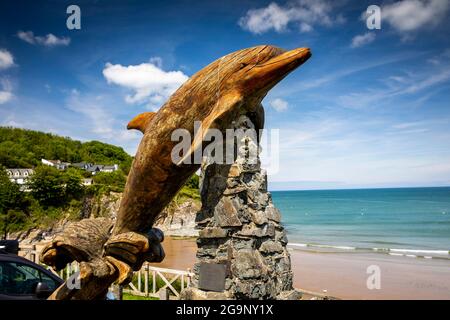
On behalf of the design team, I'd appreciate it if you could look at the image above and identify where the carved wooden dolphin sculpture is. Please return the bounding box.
[40,45,311,299]
[113,45,311,236]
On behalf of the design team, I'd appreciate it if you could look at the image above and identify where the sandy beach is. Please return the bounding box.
[150,236,450,300]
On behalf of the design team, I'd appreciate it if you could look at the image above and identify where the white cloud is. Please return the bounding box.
[239,3,291,34]
[270,98,289,111]
[391,121,422,129]
[424,48,450,65]
[66,89,113,136]
[389,75,407,83]
[382,0,449,33]
[61,89,143,155]
[0,49,14,70]
[17,31,35,44]
[0,91,13,104]
[299,22,313,32]
[44,34,71,46]
[238,0,341,34]
[427,57,440,65]
[0,78,13,104]
[351,32,376,48]
[149,56,163,68]
[102,59,188,109]
[17,31,70,47]
[0,50,16,104]
[401,68,450,93]
[337,61,450,109]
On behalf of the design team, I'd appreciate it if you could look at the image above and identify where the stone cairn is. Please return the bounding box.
[181,116,300,300]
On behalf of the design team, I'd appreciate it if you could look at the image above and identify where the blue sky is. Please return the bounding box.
[0,0,449,190]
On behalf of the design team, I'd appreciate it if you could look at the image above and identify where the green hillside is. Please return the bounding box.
[0,127,132,170]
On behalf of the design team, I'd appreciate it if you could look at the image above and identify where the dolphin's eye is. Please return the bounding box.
[239,63,248,69]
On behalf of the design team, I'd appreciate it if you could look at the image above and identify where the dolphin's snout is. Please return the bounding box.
[288,47,311,63]
[258,47,311,68]
[246,47,311,95]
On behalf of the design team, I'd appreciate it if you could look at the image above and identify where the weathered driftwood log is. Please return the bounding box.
[41,45,311,299]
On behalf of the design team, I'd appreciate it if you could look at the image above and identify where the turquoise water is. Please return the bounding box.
[271,187,450,258]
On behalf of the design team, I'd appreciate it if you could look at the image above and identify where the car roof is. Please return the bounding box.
[0,252,33,263]
[0,251,28,262]
[0,252,64,284]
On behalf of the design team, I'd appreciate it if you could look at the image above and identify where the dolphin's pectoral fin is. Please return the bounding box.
[127,112,156,133]
[176,92,243,166]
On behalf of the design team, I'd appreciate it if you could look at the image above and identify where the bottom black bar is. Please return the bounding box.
[1,300,449,319]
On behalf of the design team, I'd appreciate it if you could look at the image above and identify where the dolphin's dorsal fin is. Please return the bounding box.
[127,112,156,133]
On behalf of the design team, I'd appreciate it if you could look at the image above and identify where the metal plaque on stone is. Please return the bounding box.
[198,262,226,292]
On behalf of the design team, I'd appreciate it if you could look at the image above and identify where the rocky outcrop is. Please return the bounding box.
[81,192,122,220]
[154,200,200,237]
[11,193,123,245]
[13,219,71,246]
[81,192,200,236]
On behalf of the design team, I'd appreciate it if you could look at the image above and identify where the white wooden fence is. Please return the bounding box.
[18,245,194,299]
[123,264,194,299]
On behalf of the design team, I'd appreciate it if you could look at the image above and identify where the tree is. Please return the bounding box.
[0,210,27,239]
[62,168,84,200]
[29,166,65,207]
[92,171,126,190]
[0,166,28,238]
[120,157,133,175]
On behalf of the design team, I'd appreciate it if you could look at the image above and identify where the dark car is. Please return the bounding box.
[0,240,64,300]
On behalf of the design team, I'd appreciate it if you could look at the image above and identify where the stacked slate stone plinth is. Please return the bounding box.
[181,116,299,300]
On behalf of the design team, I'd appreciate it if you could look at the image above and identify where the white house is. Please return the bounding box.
[41,159,119,175]
[41,159,70,170]
[101,164,119,173]
[6,169,34,190]
[86,164,119,175]
[82,178,93,186]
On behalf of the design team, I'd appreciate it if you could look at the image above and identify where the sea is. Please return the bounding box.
[271,187,450,260]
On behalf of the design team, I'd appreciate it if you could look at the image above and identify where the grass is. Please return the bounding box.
[122,292,159,300]
[177,185,200,202]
